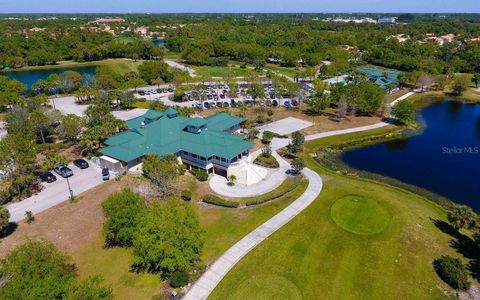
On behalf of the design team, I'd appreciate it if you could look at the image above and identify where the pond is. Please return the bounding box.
[341,100,480,210]
[152,39,165,46]
[3,66,97,88]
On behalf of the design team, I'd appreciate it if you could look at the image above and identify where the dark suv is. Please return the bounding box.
[101,168,110,181]
[73,159,89,169]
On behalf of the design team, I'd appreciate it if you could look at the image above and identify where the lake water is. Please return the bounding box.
[341,100,480,210]
[152,39,165,46]
[3,66,97,88]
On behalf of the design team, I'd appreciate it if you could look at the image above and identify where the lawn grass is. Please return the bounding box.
[210,132,461,300]
[197,179,308,264]
[192,65,249,78]
[71,236,162,300]
[132,101,150,109]
[264,64,302,78]
[1,59,141,75]
[116,37,138,45]
[163,51,182,60]
[330,195,391,235]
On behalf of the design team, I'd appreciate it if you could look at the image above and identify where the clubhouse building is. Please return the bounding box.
[98,108,253,177]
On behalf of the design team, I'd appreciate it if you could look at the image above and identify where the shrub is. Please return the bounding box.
[391,101,415,124]
[256,114,266,124]
[41,152,69,171]
[181,190,192,201]
[433,255,469,290]
[191,169,209,182]
[25,211,35,223]
[0,207,10,232]
[291,158,305,173]
[169,270,189,288]
[245,177,302,206]
[202,195,239,208]
[254,154,280,168]
[261,131,274,144]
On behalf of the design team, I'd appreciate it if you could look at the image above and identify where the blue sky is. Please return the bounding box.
[0,0,478,14]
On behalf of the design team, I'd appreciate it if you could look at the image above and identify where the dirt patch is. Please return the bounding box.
[198,106,382,136]
[0,177,131,257]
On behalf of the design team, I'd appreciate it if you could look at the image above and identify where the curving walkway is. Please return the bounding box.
[183,91,416,300]
[185,146,322,300]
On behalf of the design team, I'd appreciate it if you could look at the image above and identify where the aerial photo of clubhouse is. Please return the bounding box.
[98,108,253,178]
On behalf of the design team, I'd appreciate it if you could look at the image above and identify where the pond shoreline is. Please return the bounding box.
[336,99,480,211]
[0,58,139,73]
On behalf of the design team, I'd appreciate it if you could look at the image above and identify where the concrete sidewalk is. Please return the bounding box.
[185,167,322,300]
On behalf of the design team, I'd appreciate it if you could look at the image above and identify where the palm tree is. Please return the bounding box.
[472,73,480,88]
[228,175,237,186]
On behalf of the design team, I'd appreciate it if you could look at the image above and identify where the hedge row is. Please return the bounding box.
[202,194,239,208]
[245,177,302,206]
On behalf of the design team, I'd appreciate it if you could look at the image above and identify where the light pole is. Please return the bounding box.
[66,176,73,199]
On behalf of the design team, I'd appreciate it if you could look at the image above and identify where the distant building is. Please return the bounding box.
[322,17,377,24]
[356,66,400,90]
[135,26,149,37]
[424,33,456,46]
[388,34,410,43]
[95,18,125,24]
[323,75,349,85]
[378,17,396,24]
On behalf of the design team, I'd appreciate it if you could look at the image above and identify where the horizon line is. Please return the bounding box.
[0,12,479,15]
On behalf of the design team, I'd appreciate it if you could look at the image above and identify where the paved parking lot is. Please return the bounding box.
[258,117,313,135]
[112,109,148,120]
[7,162,111,222]
[50,96,88,117]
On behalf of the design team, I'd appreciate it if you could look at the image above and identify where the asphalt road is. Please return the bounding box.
[7,162,109,223]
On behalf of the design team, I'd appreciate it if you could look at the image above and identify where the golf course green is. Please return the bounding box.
[330,195,391,235]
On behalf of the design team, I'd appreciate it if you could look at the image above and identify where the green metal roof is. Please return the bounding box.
[100,110,252,162]
[188,117,207,128]
[204,112,246,131]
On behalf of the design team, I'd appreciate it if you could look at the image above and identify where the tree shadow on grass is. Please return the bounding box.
[0,222,18,239]
[432,218,480,281]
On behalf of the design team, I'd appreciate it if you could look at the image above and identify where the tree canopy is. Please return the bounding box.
[132,198,204,275]
[0,240,112,300]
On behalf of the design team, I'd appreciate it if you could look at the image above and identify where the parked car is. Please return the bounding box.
[286,168,300,175]
[102,168,110,180]
[73,159,89,169]
[53,164,73,178]
[38,171,57,183]
[284,100,292,108]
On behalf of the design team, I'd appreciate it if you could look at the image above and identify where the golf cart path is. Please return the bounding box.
[184,91,415,300]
